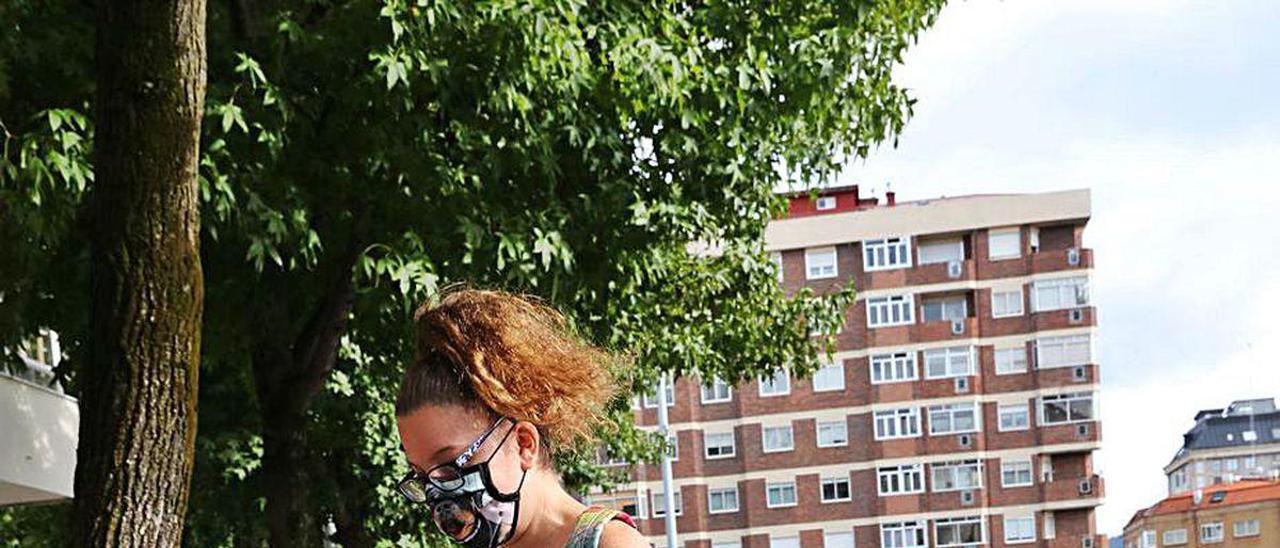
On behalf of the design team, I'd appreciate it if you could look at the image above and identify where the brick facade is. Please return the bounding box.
[597,189,1103,548]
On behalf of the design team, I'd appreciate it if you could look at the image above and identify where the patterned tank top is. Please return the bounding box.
[564,506,637,548]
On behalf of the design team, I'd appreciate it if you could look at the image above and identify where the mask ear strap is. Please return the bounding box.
[495,468,528,547]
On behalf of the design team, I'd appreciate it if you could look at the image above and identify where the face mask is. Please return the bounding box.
[399,418,528,548]
[429,463,527,548]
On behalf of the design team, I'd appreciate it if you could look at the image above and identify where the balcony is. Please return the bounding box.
[908,258,977,287]
[1030,247,1093,273]
[1,364,79,506]
[1032,306,1097,331]
[1042,474,1104,508]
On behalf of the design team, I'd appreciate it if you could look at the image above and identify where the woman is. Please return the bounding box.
[394,289,648,548]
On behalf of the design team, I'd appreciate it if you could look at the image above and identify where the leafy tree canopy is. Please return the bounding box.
[1,0,942,545]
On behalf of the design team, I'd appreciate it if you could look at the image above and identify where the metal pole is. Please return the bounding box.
[655,373,678,548]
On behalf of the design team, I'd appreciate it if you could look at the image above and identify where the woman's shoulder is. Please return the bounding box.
[566,507,646,548]
[599,517,647,548]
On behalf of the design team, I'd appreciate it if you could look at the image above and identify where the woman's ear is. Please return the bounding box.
[512,421,541,470]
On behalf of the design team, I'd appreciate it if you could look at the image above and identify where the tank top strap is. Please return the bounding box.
[565,506,636,548]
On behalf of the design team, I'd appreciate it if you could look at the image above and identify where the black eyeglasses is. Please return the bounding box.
[397,417,511,503]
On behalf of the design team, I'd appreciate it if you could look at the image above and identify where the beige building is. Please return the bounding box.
[1122,480,1280,548]
[1164,399,1280,496]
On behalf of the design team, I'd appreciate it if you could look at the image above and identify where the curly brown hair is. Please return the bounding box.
[395,287,618,452]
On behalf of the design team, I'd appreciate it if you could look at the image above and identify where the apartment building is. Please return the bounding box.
[591,187,1105,548]
[0,330,78,506]
[1122,479,1280,548]
[1165,399,1280,496]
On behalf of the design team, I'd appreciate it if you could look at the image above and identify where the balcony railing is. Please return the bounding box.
[1042,473,1104,505]
[0,370,79,506]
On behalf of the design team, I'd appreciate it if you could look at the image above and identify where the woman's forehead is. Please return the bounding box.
[398,404,492,469]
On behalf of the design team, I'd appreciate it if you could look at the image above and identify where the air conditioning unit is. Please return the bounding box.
[951,319,966,335]
[947,260,963,279]
[1067,248,1081,266]
[1072,366,1087,382]
[954,377,970,394]
[1078,478,1094,495]
[958,434,973,448]
[1081,537,1094,548]
[1069,309,1084,323]
[1076,423,1091,437]
[960,490,975,505]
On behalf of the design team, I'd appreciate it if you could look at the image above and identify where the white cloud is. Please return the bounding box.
[840,0,1280,535]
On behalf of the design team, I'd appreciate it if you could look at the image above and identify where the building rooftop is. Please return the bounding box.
[1127,479,1280,529]
[766,188,1091,251]
[1171,398,1280,464]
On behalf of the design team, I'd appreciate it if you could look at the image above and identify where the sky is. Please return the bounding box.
[838,0,1280,536]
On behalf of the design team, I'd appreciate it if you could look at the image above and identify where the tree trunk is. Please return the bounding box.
[253,249,359,547]
[73,0,207,544]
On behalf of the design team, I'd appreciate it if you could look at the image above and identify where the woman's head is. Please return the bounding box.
[395,288,616,473]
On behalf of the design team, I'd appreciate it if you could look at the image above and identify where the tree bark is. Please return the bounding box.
[73,0,207,544]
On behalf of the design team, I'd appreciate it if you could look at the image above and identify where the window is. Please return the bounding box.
[918,238,964,265]
[1200,522,1223,543]
[641,382,675,408]
[877,464,925,495]
[1233,519,1260,537]
[1036,335,1092,368]
[806,247,838,279]
[991,288,1024,318]
[1004,516,1035,544]
[821,477,851,502]
[866,295,915,328]
[759,369,791,397]
[931,460,983,491]
[1043,512,1056,539]
[769,536,800,548]
[762,425,795,453]
[701,377,732,404]
[1162,528,1187,545]
[881,521,927,548]
[1040,392,1095,425]
[921,296,968,323]
[995,347,1028,375]
[766,481,797,508]
[770,251,784,283]
[988,227,1022,259]
[1137,529,1156,548]
[863,237,912,271]
[1002,459,1034,487]
[817,419,849,447]
[816,196,837,210]
[704,431,736,459]
[649,490,683,517]
[707,487,739,514]
[713,543,742,548]
[1033,276,1089,311]
[998,403,1030,431]
[823,531,854,548]
[923,346,974,379]
[871,352,918,383]
[874,407,922,440]
[934,516,984,548]
[1169,468,1188,493]
[597,445,628,466]
[812,361,845,392]
[928,403,979,435]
